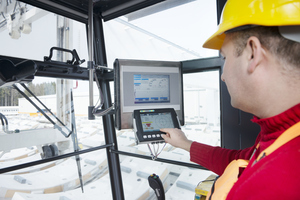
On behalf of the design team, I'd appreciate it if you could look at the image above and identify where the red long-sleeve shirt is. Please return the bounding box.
[190,104,300,199]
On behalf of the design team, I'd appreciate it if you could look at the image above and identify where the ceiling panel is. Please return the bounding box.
[18,0,165,22]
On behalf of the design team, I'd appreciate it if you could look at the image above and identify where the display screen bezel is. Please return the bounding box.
[114,59,184,130]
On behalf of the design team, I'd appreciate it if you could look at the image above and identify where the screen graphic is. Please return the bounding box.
[134,74,170,104]
[140,112,174,132]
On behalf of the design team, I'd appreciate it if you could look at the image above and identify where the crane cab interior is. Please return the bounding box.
[0,0,260,199]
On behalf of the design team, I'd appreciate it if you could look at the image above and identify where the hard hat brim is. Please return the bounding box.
[202,32,226,50]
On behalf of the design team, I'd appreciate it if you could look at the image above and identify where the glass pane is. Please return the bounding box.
[0,1,220,199]
[0,3,88,62]
[0,2,108,198]
[183,70,221,147]
[0,149,110,199]
[120,155,213,200]
[116,70,221,165]
[103,0,218,68]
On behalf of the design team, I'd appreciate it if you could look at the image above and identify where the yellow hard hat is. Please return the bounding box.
[203,0,300,50]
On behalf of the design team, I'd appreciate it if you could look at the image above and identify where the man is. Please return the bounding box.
[161,0,300,199]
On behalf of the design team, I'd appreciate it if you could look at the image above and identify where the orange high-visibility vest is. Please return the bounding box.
[206,121,300,200]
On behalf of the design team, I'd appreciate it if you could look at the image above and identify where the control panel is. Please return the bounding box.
[133,108,180,144]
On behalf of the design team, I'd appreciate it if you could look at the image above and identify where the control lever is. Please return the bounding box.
[148,173,165,200]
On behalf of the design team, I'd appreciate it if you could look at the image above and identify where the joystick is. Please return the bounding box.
[148,173,165,200]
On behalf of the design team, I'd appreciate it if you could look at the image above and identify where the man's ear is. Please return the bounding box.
[246,36,265,73]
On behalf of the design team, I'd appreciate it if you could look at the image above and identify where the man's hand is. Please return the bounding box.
[160,128,193,152]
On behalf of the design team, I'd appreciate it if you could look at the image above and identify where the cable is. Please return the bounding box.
[92,70,104,112]
[0,113,4,126]
[156,143,166,157]
[152,143,157,156]
[0,112,19,134]
[0,113,8,132]
[147,144,155,159]
[147,143,167,160]
[1,113,8,132]
[93,104,114,116]
[0,113,8,125]
[92,70,114,117]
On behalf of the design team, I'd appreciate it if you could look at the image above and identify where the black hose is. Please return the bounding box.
[0,113,4,126]
[0,113,8,125]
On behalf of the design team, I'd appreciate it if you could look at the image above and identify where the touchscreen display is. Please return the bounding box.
[140,112,174,132]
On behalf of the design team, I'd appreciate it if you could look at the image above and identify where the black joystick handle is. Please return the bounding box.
[148,173,165,200]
